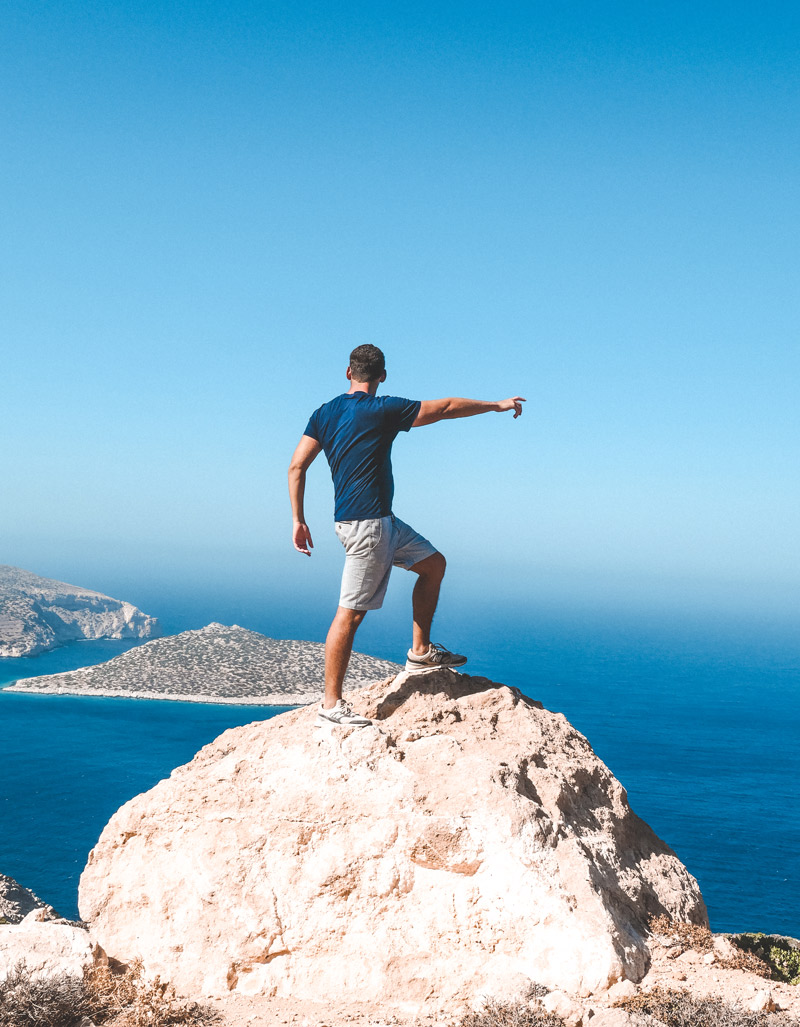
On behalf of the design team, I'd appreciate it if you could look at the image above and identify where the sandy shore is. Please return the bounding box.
[1,683,313,705]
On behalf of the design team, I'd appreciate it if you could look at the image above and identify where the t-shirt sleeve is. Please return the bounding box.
[303,408,321,441]
[383,396,421,433]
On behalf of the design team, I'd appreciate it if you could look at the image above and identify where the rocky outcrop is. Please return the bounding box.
[0,878,97,983]
[79,669,707,1010]
[0,565,160,658]
[0,874,60,925]
[0,908,97,982]
[6,623,401,703]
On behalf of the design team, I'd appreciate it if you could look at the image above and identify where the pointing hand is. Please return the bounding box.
[498,397,526,418]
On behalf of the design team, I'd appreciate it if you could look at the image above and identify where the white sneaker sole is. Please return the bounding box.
[315,715,372,729]
[404,659,467,673]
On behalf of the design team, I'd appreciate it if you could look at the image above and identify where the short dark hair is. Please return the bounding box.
[349,344,385,383]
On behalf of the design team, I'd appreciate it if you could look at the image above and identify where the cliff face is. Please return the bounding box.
[0,565,160,658]
[79,669,707,1010]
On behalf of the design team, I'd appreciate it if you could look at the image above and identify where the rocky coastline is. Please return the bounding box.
[0,565,160,658]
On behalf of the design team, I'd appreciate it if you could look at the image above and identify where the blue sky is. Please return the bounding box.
[2,1,798,627]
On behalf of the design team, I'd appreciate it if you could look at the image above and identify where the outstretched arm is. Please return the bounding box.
[288,435,322,556]
[412,396,525,427]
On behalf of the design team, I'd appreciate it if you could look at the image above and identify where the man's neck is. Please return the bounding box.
[347,381,380,396]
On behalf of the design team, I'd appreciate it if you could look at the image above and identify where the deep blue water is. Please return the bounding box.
[1,600,798,936]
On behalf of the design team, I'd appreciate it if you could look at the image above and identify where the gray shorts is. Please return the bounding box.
[335,514,438,611]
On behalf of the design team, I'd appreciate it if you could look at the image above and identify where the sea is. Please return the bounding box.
[1,590,798,937]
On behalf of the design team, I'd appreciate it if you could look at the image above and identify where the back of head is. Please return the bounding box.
[349,344,385,383]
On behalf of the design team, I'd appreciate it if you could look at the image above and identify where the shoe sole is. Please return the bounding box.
[404,659,468,673]
[315,716,372,729]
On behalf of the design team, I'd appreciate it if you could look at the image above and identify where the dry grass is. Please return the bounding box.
[720,947,774,979]
[621,987,776,1027]
[0,961,93,1027]
[454,998,562,1027]
[649,916,777,981]
[650,914,715,953]
[86,960,220,1026]
[0,959,219,1027]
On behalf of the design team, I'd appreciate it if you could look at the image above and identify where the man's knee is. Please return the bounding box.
[415,551,446,580]
[337,605,368,627]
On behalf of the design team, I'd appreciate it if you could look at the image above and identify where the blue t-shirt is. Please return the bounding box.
[304,392,420,521]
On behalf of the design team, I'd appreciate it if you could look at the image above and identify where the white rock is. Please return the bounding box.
[748,990,775,1013]
[0,919,96,982]
[21,906,52,924]
[677,949,702,964]
[711,935,738,961]
[588,1011,648,1027]
[606,979,638,1002]
[543,990,583,1024]
[79,670,708,1009]
[703,952,715,964]
[477,971,539,1005]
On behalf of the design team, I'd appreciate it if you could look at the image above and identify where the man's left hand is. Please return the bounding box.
[293,522,314,556]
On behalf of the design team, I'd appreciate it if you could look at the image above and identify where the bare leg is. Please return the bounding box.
[409,552,446,655]
[324,606,367,708]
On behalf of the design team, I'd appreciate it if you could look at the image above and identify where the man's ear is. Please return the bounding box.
[380,370,387,383]
[346,367,353,381]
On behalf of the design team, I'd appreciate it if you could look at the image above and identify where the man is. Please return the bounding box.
[288,344,525,728]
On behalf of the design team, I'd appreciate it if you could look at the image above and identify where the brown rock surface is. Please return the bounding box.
[79,669,707,1011]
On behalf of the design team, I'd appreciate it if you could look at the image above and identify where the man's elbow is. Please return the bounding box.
[413,399,450,427]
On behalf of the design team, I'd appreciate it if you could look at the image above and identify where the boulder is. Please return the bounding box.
[711,935,739,961]
[0,910,96,982]
[79,670,707,1009]
[606,980,638,1002]
[543,990,584,1024]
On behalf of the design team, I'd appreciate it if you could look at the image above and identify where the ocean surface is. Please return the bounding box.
[1,597,798,936]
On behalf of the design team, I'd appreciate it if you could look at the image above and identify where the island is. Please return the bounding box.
[2,622,401,704]
[0,565,161,658]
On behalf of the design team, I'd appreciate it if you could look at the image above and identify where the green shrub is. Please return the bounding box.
[731,934,800,986]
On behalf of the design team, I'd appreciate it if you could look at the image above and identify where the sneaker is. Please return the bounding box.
[405,642,468,673]
[316,700,372,728]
